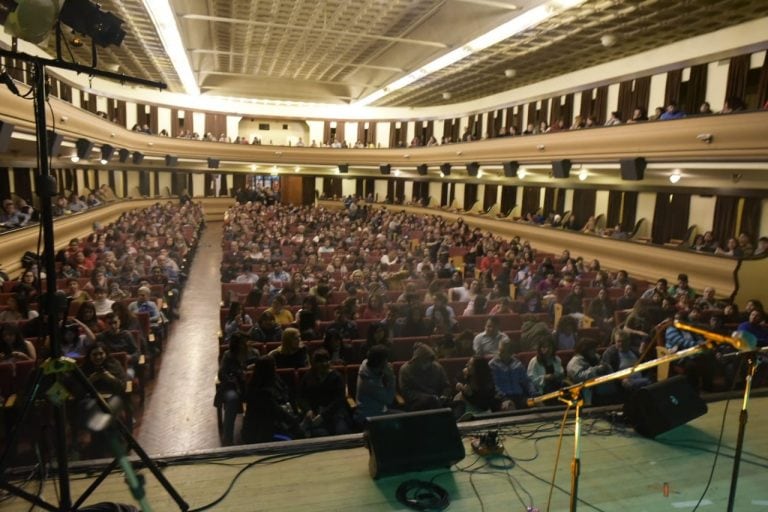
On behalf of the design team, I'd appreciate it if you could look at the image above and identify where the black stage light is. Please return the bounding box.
[59,0,126,48]
[416,164,427,176]
[439,163,451,177]
[118,148,130,163]
[132,151,144,165]
[100,144,114,164]
[75,137,93,160]
[466,162,479,177]
[552,159,571,179]
[502,161,519,178]
[338,164,349,174]
[620,157,646,181]
[379,164,391,175]
[165,155,178,167]
[207,157,220,169]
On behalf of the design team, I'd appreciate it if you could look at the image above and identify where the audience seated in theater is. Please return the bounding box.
[454,356,504,417]
[295,295,320,341]
[92,287,115,316]
[714,237,742,257]
[737,309,768,347]
[58,319,92,358]
[217,333,260,445]
[0,295,38,323]
[626,107,649,123]
[425,292,457,336]
[587,288,616,333]
[75,301,103,335]
[472,316,510,357]
[128,286,161,328]
[616,284,637,310]
[355,345,398,425]
[96,313,139,377]
[665,310,717,390]
[601,329,651,393]
[395,304,431,338]
[754,236,768,257]
[527,337,564,396]
[268,328,308,369]
[81,342,127,396]
[398,343,451,411]
[265,295,294,327]
[463,294,489,316]
[669,273,696,300]
[489,339,535,410]
[659,101,686,120]
[66,278,92,305]
[0,323,36,362]
[298,349,353,437]
[562,284,585,316]
[251,311,283,343]
[566,338,612,405]
[241,355,303,444]
[323,329,355,365]
[555,315,579,350]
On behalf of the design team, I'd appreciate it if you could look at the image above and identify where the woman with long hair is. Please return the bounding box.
[242,355,303,443]
[454,357,502,414]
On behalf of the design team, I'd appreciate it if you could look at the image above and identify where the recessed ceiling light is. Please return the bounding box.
[394,169,401,176]
[600,34,617,47]
[70,155,79,163]
[250,164,257,171]
[294,166,300,173]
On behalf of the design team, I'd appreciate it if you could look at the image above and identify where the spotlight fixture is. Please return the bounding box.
[416,164,427,176]
[118,148,130,163]
[502,161,519,178]
[504,69,517,78]
[59,0,126,48]
[75,137,94,161]
[466,162,480,177]
[100,144,114,164]
[380,164,392,176]
[165,154,178,167]
[338,164,349,174]
[669,170,681,184]
[439,163,451,177]
[600,34,617,47]
[442,92,452,100]
[578,169,588,181]
[132,151,144,165]
[517,168,527,179]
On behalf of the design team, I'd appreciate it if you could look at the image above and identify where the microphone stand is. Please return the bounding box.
[670,322,764,512]
[528,338,721,512]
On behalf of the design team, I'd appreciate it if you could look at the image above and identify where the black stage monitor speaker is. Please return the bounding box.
[118,148,130,163]
[365,408,465,479]
[417,164,427,176]
[380,164,391,175]
[207,157,220,169]
[624,375,708,438]
[0,121,14,152]
[502,161,519,178]
[439,163,451,177]
[338,164,349,174]
[47,130,63,156]
[466,162,479,177]
[620,157,646,181]
[552,159,571,179]
[165,155,178,167]
[132,151,144,165]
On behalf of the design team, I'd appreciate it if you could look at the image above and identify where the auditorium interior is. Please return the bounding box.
[1,1,768,511]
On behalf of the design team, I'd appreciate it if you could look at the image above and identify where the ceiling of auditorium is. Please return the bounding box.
[46,0,765,107]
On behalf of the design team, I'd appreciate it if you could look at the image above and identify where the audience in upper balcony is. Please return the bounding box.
[604,111,622,126]
[626,107,648,123]
[721,96,747,114]
[699,102,714,115]
[649,106,665,121]
[660,101,686,120]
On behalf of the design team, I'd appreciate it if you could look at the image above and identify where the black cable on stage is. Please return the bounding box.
[396,479,450,511]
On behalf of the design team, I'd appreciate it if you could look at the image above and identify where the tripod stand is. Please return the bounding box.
[0,51,187,511]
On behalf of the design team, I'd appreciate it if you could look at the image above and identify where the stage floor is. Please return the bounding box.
[3,396,768,511]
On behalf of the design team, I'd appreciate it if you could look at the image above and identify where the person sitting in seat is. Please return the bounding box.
[527,337,565,395]
[472,316,510,357]
[566,338,612,405]
[355,345,397,425]
[96,313,140,378]
[455,356,504,416]
[398,343,451,411]
[298,349,352,437]
[489,339,535,409]
[217,333,260,445]
[241,355,303,444]
[268,327,308,369]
